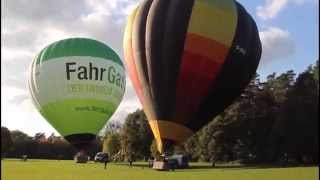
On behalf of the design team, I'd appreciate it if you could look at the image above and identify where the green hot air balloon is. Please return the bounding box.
[29,38,125,151]
[124,0,262,154]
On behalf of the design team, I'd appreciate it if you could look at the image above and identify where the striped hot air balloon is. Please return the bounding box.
[124,0,262,153]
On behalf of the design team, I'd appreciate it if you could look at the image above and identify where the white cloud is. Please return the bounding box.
[256,0,287,20]
[259,27,296,64]
[1,86,59,136]
[1,0,140,136]
[257,0,315,20]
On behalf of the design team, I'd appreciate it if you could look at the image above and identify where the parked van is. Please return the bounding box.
[94,152,109,163]
[167,154,189,168]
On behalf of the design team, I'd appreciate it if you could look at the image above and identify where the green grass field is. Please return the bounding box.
[1,159,318,180]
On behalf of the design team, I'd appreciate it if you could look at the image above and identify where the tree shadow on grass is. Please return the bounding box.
[111,162,151,168]
[177,164,318,172]
[111,162,317,172]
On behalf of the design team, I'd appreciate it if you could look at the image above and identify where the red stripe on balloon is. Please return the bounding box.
[174,51,223,124]
[124,41,145,107]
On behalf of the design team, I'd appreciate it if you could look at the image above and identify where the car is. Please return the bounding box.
[167,154,189,168]
[74,153,88,163]
[166,158,178,170]
[153,154,189,170]
[94,152,109,163]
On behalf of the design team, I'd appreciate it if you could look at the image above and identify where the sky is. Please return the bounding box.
[1,0,319,137]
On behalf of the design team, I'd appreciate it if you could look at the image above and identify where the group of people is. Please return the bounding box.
[103,153,155,169]
[103,153,134,169]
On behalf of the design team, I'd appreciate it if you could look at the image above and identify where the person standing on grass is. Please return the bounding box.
[104,153,109,169]
[211,157,216,168]
[148,156,154,168]
[128,154,133,168]
[128,157,133,167]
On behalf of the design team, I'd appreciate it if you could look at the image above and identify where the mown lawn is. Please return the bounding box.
[1,159,318,180]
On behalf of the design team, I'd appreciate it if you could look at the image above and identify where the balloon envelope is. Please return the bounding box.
[124,0,262,153]
[29,38,125,150]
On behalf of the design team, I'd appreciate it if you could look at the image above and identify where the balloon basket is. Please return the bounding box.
[74,150,89,163]
[152,161,171,171]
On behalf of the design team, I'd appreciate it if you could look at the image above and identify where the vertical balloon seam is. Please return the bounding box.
[145,0,169,120]
[156,0,197,149]
[142,1,162,153]
[143,0,195,146]
[145,0,199,153]
[131,2,157,119]
[130,1,164,152]
[145,0,171,153]
[188,1,260,132]
[133,0,153,90]
[187,1,247,131]
[154,0,179,122]
[175,0,237,132]
[124,6,155,121]
[132,0,154,109]
[156,0,195,121]
[123,7,146,107]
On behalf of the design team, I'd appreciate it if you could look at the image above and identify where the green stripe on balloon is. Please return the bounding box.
[40,99,117,136]
[36,38,124,67]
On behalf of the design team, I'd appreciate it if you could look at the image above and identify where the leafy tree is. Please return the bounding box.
[103,133,121,157]
[308,60,319,89]
[184,134,201,161]
[1,127,13,157]
[9,130,33,157]
[271,70,296,104]
[282,71,319,163]
[33,133,46,142]
[120,110,153,161]
[314,60,319,83]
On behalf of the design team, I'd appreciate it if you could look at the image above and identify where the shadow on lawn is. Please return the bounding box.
[113,162,316,172]
[177,164,317,172]
[112,162,150,168]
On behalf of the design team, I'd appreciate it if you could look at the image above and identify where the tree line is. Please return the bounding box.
[1,129,102,160]
[2,60,318,165]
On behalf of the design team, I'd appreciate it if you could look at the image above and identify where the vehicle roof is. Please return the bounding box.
[96,152,107,155]
[170,154,185,158]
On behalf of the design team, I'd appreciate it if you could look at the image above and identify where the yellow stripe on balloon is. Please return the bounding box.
[125,6,162,153]
[187,0,237,47]
[148,120,163,153]
[123,7,138,52]
[148,120,194,153]
[125,6,157,117]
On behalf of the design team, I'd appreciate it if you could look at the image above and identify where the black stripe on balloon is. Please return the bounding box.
[161,139,176,153]
[186,2,262,132]
[64,133,96,150]
[161,0,195,120]
[145,0,171,118]
[145,0,195,120]
[132,0,153,91]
